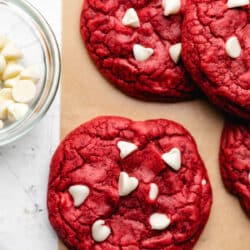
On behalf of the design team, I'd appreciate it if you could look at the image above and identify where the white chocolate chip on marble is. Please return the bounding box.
[0,54,6,74]
[149,213,171,230]
[118,172,139,196]
[3,63,23,80]
[92,220,111,242]
[225,36,241,58]
[117,141,138,159]
[12,80,36,103]
[169,43,182,64]
[20,66,40,83]
[69,185,90,207]
[0,120,4,129]
[162,148,181,171]
[2,42,23,60]
[133,44,154,62]
[7,103,29,122]
[149,183,159,200]
[162,0,181,16]
[122,8,140,28]
[227,0,249,8]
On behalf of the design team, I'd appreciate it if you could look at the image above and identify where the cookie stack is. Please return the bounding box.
[48,1,250,249]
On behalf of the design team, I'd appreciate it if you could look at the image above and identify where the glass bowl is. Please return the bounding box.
[0,0,61,146]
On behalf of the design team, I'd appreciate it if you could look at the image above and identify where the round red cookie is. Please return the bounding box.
[220,121,250,216]
[80,0,198,101]
[48,116,212,250]
[182,0,250,120]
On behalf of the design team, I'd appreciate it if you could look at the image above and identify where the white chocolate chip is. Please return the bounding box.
[117,141,138,159]
[162,0,181,16]
[0,35,8,50]
[149,213,171,230]
[0,54,6,74]
[149,183,159,200]
[227,0,249,8]
[169,43,182,64]
[4,75,20,88]
[7,103,29,122]
[3,63,23,80]
[92,220,111,242]
[201,179,207,186]
[0,100,13,120]
[225,36,241,58]
[122,8,140,28]
[0,88,13,101]
[2,42,23,60]
[162,148,181,171]
[20,66,40,83]
[118,172,139,196]
[12,80,36,103]
[133,44,154,62]
[0,120,4,129]
[69,185,90,207]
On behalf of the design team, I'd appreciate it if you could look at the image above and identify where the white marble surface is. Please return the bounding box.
[0,1,61,249]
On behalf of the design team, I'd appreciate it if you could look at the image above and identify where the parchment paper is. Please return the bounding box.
[60,0,250,249]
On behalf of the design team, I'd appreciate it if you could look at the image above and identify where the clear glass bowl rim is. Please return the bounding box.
[0,0,61,146]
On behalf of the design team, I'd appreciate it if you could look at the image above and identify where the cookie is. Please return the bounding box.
[80,0,198,101]
[48,116,212,250]
[220,121,250,216]
[182,0,250,120]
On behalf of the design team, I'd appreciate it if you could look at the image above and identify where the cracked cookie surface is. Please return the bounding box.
[48,116,212,250]
[220,121,250,216]
[182,0,250,120]
[80,0,198,101]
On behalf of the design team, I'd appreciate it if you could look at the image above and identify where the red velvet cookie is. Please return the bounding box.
[220,121,250,216]
[80,0,198,101]
[48,116,212,250]
[182,0,250,120]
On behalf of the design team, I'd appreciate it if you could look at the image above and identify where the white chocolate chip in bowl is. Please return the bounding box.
[0,54,6,74]
[3,63,23,80]
[0,100,13,120]
[225,36,242,58]
[227,0,249,8]
[0,88,13,101]
[20,66,40,83]
[149,213,171,230]
[133,44,154,62]
[7,103,29,122]
[92,220,111,242]
[4,75,20,88]
[162,0,181,16]
[0,35,8,50]
[122,8,140,28]
[12,80,36,103]
[2,42,23,60]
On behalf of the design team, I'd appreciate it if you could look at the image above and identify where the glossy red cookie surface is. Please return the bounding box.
[80,0,198,101]
[220,121,250,216]
[48,116,212,250]
[182,0,250,120]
